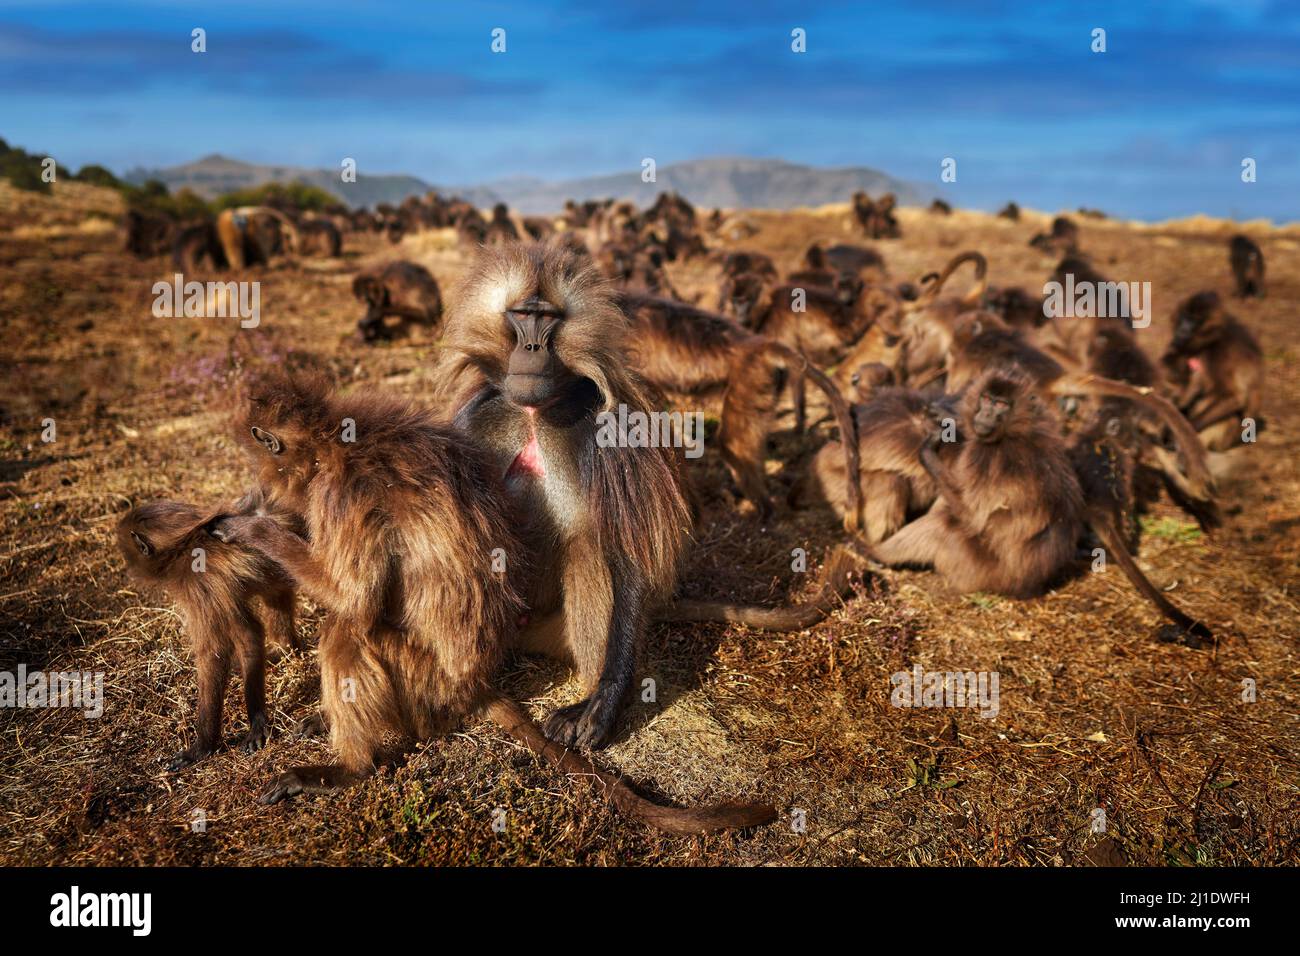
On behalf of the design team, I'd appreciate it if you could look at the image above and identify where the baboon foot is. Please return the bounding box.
[542,691,620,750]
[164,742,217,773]
[240,715,272,753]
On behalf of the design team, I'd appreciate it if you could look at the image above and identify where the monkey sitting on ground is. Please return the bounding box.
[1229,234,1265,298]
[793,372,958,543]
[438,242,861,753]
[861,366,1085,597]
[171,220,226,273]
[944,311,1219,524]
[115,490,302,770]
[215,206,300,269]
[1161,290,1265,453]
[716,271,772,327]
[1029,216,1079,256]
[351,261,444,342]
[296,218,342,257]
[1068,408,1214,647]
[211,372,773,833]
[619,291,862,526]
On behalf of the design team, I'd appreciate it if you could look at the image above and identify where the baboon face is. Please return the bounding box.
[848,362,893,401]
[972,389,1012,441]
[237,377,335,506]
[449,241,627,412]
[503,297,570,406]
[1171,292,1220,350]
[835,274,864,307]
[727,273,767,324]
[966,372,1035,442]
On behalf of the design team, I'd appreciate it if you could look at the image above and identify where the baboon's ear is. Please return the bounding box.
[130,531,153,557]
[250,426,283,455]
[1106,417,1122,437]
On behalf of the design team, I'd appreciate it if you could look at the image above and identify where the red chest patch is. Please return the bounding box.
[1187,357,1204,372]
[507,434,546,479]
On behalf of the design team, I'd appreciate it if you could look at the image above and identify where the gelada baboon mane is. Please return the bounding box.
[443,239,653,413]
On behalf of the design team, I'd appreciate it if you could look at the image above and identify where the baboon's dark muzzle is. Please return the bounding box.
[505,311,563,406]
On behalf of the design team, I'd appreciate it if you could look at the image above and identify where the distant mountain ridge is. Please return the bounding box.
[123,154,447,209]
[471,157,937,214]
[125,154,936,213]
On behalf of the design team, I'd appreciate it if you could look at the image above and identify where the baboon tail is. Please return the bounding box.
[1059,374,1215,501]
[1091,513,1213,644]
[658,544,861,631]
[917,251,987,306]
[483,696,776,835]
[764,342,862,531]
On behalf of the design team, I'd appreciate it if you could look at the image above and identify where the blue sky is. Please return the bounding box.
[2,0,1297,220]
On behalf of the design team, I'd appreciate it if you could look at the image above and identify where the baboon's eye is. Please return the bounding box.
[250,426,283,455]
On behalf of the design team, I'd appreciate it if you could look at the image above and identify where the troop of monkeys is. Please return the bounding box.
[116,196,1267,836]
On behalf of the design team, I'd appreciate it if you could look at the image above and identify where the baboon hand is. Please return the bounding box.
[206,513,271,545]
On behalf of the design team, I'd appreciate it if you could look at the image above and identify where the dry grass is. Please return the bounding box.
[1,183,1297,866]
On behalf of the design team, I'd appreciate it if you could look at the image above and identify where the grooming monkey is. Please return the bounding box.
[211,373,773,832]
[115,490,302,770]
[861,366,1085,597]
[793,381,956,543]
[619,291,863,526]
[941,311,1218,515]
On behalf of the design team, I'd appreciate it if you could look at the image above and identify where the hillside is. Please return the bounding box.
[122,154,934,213]
[123,154,443,209]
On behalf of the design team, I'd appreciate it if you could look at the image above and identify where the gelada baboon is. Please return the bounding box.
[115,490,302,770]
[171,220,225,272]
[944,312,1217,512]
[437,241,695,750]
[438,242,859,751]
[862,366,1085,597]
[1229,234,1265,298]
[619,291,862,527]
[1069,409,1213,645]
[351,261,443,341]
[1029,216,1079,256]
[793,380,955,543]
[213,373,772,832]
[1161,290,1264,453]
[875,250,987,383]
[215,206,300,269]
[486,203,521,245]
[296,218,342,257]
